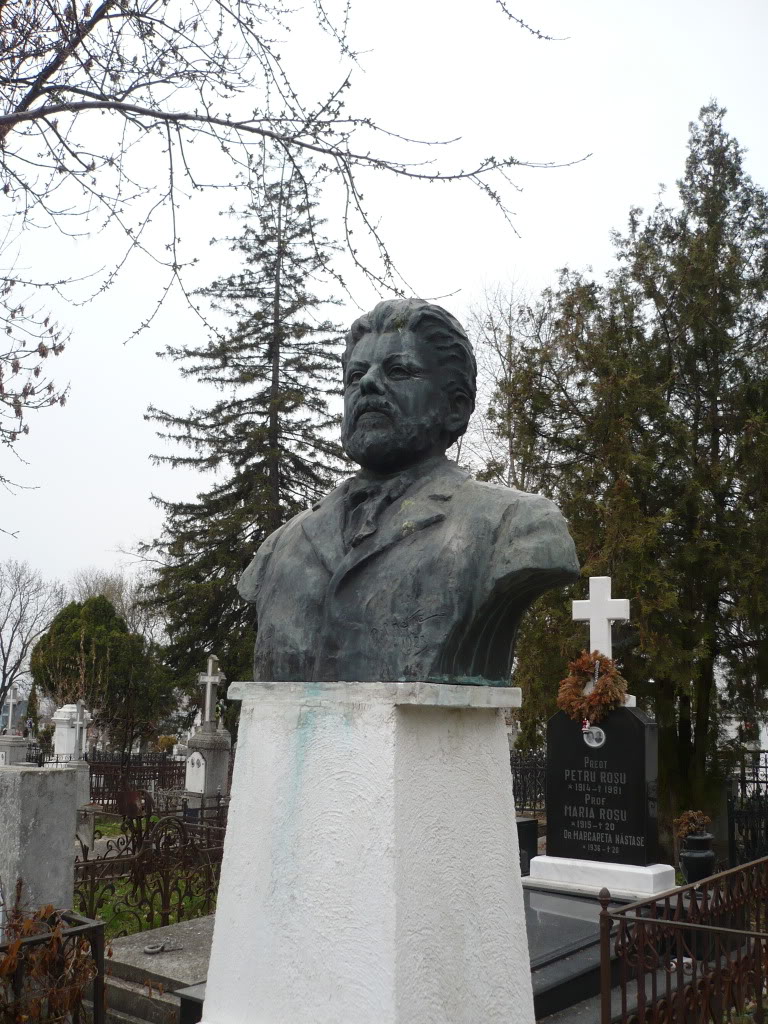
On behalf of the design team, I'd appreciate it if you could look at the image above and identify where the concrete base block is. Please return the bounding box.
[0,766,77,933]
[201,680,533,1024]
[0,736,28,766]
[186,725,232,799]
[526,855,676,901]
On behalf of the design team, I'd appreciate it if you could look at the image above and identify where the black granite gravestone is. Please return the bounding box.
[516,817,538,875]
[546,707,658,866]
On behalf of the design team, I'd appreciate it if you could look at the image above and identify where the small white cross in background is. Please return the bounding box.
[75,699,86,757]
[199,655,226,727]
[572,577,630,697]
[5,685,18,734]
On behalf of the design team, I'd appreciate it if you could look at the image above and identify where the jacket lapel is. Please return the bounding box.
[329,460,470,590]
[300,460,470,584]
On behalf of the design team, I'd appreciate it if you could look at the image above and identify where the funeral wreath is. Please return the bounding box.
[557,650,628,725]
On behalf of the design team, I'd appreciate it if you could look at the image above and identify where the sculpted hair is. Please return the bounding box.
[344,298,477,444]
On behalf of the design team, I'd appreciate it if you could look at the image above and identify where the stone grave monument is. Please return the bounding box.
[0,733,27,766]
[184,655,231,811]
[0,766,77,938]
[0,687,27,765]
[200,298,581,1024]
[1,683,21,733]
[52,700,91,758]
[529,576,675,900]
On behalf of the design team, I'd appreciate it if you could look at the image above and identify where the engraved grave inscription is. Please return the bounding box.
[545,707,658,866]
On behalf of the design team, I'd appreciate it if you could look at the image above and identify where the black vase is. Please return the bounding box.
[679,832,715,884]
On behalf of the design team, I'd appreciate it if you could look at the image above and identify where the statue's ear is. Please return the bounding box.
[446,392,472,436]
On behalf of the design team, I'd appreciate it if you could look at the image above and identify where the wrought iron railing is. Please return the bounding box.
[88,751,185,766]
[89,760,186,810]
[729,789,768,868]
[25,744,77,765]
[728,752,768,866]
[600,855,768,1023]
[75,816,225,938]
[0,909,106,1024]
[24,747,187,766]
[180,791,230,827]
[732,751,768,803]
[510,749,546,814]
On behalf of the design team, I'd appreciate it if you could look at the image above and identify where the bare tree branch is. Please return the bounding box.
[0,558,66,710]
[0,0,574,503]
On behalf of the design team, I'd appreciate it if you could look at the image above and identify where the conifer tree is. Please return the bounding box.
[31,596,175,754]
[476,104,768,825]
[143,161,345,686]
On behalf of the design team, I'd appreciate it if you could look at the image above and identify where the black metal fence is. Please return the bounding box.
[180,792,230,828]
[88,750,179,765]
[89,760,186,810]
[510,749,546,815]
[25,743,77,765]
[732,750,768,802]
[23,746,188,809]
[728,750,768,867]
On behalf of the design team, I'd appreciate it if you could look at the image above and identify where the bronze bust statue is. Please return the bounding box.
[239,297,579,684]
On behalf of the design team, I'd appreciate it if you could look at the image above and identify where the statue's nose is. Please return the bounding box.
[359,366,385,395]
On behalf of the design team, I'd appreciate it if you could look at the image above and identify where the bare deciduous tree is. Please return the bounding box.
[463,285,564,494]
[0,557,66,709]
[0,287,69,501]
[70,566,166,644]
[0,0,570,489]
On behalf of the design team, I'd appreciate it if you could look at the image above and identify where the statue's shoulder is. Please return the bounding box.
[238,478,351,602]
[454,476,579,577]
[237,506,314,603]
[453,473,561,525]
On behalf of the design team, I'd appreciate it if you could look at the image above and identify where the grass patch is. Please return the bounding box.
[94,815,160,838]
[88,873,217,939]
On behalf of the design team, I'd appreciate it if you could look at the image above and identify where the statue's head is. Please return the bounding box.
[341,298,477,473]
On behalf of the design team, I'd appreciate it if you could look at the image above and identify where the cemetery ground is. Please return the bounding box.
[3,641,768,1023]
[3,736,768,1023]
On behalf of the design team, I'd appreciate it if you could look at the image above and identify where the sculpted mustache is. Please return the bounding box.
[351,399,395,425]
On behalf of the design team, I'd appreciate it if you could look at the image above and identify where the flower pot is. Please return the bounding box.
[679,831,715,884]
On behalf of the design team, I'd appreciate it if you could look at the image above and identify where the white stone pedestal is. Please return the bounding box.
[201,681,534,1024]
[527,855,676,901]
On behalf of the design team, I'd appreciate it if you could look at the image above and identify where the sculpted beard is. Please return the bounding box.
[341,396,450,473]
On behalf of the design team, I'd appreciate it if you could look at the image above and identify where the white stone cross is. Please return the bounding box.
[4,685,18,734]
[199,655,226,726]
[572,576,630,662]
[74,699,86,758]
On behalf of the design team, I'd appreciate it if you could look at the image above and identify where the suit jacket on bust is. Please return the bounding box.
[238,457,580,685]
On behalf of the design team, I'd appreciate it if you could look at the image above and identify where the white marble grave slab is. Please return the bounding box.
[527,855,676,901]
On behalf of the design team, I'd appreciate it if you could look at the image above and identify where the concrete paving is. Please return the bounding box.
[109,916,214,992]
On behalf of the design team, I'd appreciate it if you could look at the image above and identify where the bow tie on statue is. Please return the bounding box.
[342,473,412,550]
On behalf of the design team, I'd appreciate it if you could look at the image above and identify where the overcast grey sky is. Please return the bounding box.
[3,0,767,585]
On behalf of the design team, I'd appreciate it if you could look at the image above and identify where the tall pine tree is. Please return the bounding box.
[143,162,345,688]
